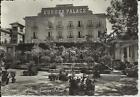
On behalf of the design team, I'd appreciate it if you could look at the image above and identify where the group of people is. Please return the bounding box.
[69,75,95,96]
[48,70,96,96]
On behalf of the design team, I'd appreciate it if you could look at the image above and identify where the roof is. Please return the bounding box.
[0,28,24,36]
[120,42,138,48]
[94,13,107,17]
[42,4,88,9]
[111,39,138,44]
[10,22,25,27]
[0,28,11,34]
[56,4,73,7]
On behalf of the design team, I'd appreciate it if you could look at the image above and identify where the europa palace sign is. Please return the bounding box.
[38,4,93,16]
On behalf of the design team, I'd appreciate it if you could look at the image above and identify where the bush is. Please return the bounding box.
[125,65,138,78]
[50,64,56,69]
[40,56,51,63]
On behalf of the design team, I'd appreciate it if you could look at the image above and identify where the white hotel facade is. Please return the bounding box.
[24,4,107,43]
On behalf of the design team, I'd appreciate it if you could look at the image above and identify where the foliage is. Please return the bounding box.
[40,56,51,63]
[107,0,138,40]
[54,56,63,63]
[84,56,94,63]
[14,42,110,65]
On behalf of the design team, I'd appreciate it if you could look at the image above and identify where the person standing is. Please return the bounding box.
[7,69,16,83]
[1,59,8,85]
[85,77,95,95]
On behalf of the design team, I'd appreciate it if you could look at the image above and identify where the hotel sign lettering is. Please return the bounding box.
[43,8,87,15]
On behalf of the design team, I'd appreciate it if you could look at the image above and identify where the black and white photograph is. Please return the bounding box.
[0,0,139,96]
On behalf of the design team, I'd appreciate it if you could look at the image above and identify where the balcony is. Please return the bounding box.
[45,36,54,42]
[56,36,64,42]
[67,37,75,42]
[56,36,63,39]
[77,36,84,38]
[0,41,11,45]
[56,25,64,30]
[47,26,54,30]
[86,35,93,41]
[76,25,84,29]
[67,25,74,30]
[76,38,86,43]
[67,35,74,38]
[86,25,94,29]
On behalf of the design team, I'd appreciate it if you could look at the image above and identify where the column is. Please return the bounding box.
[127,47,130,62]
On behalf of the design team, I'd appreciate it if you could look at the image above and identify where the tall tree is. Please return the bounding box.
[107,0,138,40]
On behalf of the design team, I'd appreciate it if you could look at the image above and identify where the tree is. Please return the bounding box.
[107,0,138,40]
[84,56,94,63]
[41,56,51,63]
[54,56,63,63]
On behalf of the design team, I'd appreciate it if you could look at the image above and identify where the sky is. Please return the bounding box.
[1,0,112,33]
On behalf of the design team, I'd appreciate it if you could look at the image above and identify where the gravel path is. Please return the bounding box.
[1,69,138,96]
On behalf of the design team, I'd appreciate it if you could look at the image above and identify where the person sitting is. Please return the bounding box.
[1,70,8,85]
[6,68,16,84]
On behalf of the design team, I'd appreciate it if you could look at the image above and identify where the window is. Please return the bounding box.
[48,21,53,28]
[68,31,73,38]
[4,39,7,44]
[13,39,17,44]
[68,21,73,28]
[20,28,23,32]
[20,40,23,43]
[33,32,37,39]
[48,32,51,37]
[98,31,101,37]
[13,27,18,31]
[88,31,92,37]
[58,21,62,26]
[129,45,135,58]
[124,47,127,58]
[32,25,38,30]
[58,31,63,38]
[87,20,93,27]
[97,21,101,27]
[78,21,82,27]
[78,31,82,38]
[57,21,63,28]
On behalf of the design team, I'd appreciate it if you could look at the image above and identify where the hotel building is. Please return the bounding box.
[24,4,107,43]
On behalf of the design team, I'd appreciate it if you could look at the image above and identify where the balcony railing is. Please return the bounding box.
[56,36,63,39]
[0,41,11,45]
[86,35,93,41]
[76,25,84,29]
[77,36,84,38]
[67,25,74,30]
[45,36,54,41]
[67,36,74,38]
[56,25,64,30]
[47,26,54,30]
[86,25,94,29]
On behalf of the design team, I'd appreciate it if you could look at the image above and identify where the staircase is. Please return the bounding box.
[100,70,126,81]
